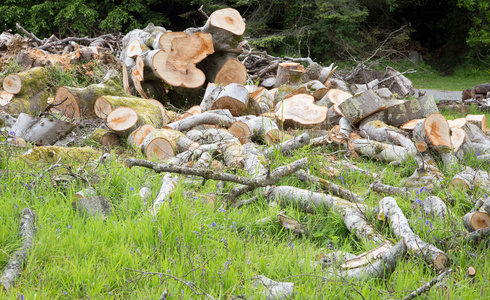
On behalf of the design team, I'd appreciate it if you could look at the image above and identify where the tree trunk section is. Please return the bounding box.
[462,212,490,232]
[95,95,168,125]
[337,90,387,124]
[141,128,197,161]
[385,94,439,127]
[127,124,156,149]
[275,94,328,129]
[106,106,163,137]
[11,113,74,146]
[379,196,447,269]
[214,58,247,86]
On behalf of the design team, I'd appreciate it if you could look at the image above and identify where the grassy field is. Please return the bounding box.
[1,60,490,299]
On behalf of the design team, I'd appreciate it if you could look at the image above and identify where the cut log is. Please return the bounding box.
[74,187,97,199]
[337,90,388,124]
[359,120,403,142]
[214,58,247,86]
[405,151,444,191]
[449,166,490,192]
[413,113,458,169]
[266,132,310,158]
[268,186,386,246]
[155,31,214,89]
[275,62,305,87]
[466,114,488,134]
[242,142,268,177]
[126,39,150,58]
[135,49,165,81]
[150,174,178,216]
[228,116,279,144]
[382,66,415,97]
[325,239,406,281]
[3,67,47,95]
[317,89,352,108]
[250,86,274,113]
[0,208,36,292]
[384,94,439,127]
[90,128,121,148]
[353,139,415,163]
[165,111,235,132]
[275,94,328,129]
[53,74,126,118]
[95,96,168,125]
[210,83,249,116]
[106,106,163,137]
[462,212,490,232]
[0,91,14,106]
[141,128,197,161]
[73,196,113,218]
[202,128,245,168]
[299,80,328,101]
[185,8,245,52]
[419,196,450,218]
[379,196,446,269]
[11,113,74,146]
[127,124,156,149]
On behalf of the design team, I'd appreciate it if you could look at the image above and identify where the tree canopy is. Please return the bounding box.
[1,0,488,66]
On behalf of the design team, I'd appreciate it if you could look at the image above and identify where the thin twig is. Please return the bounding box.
[402,269,452,300]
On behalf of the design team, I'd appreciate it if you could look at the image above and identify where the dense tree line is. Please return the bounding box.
[1,0,488,66]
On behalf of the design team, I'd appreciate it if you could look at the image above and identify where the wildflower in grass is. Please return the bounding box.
[238,211,242,214]
[385,212,390,220]
[129,187,134,191]
[247,260,251,265]
[68,225,72,229]
[366,170,369,174]
[210,222,217,228]
[152,219,157,222]
[8,131,14,136]
[415,198,422,204]
[430,223,433,228]
[109,292,113,295]
[56,229,60,232]
[476,152,480,156]
[63,291,67,295]
[219,208,226,212]
[425,220,429,226]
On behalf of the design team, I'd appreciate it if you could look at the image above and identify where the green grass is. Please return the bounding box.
[1,59,490,299]
[390,60,490,91]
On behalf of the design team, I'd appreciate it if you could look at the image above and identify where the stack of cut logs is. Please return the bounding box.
[1,7,490,283]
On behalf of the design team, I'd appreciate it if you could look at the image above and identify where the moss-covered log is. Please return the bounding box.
[95,95,168,125]
[106,106,164,137]
[384,94,439,127]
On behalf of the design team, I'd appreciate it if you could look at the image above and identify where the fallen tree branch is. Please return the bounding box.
[1,208,36,291]
[379,197,447,269]
[402,269,452,300]
[127,157,307,188]
[16,23,43,44]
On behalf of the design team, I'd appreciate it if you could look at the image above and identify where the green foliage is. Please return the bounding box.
[458,0,490,49]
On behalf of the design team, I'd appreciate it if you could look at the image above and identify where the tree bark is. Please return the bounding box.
[228,116,279,144]
[384,94,439,127]
[1,208,36,292]
[337,90,388,124]
[379,196,447,269]
[11,113,74,146]
[141,128,197,161]
[462,212,490,232]
[95,95,168,125]
[106,106,164,137]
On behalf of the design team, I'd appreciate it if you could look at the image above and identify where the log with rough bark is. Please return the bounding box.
[378,196,447,269]
[317,89,352,108]
[73,196,114,218]
[325,239,406,281]
[248,86,275,113]
[268,186,386,246]
[417,196,451,218]
[337,90,388,124]
[297,80,328,101]
[1,208,36,292]
[11,113,74,146]
[140,128,198,161]
[127,124,156,149]
[0,67,48,115]
[384,94,439,127]
[275,94,328,129]
[462,212,490,232]
[228,116,279,144]
[413,113,458,169]
[95,96,168,125]
[405,151,445,191]
[449,166,490,192]
[52,72,126,118]
[201,128,245,168]
[106,106,164,137]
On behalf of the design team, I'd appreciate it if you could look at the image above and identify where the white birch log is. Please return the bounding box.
[151,174,178,217]
[268,186,386,246]
[353,139,415,163]
[378,197,447,269]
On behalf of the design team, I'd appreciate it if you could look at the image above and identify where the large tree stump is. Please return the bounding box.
[11,113,74,146]
[384,94,439,127]
[275,94,328,129]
